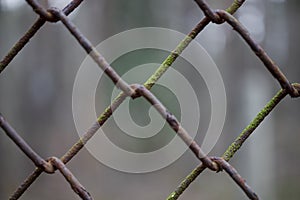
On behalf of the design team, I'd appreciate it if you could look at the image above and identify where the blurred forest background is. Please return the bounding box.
[0,0,300,199]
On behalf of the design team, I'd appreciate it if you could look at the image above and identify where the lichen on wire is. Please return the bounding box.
[0,0,299,199]
[166,83,300,200]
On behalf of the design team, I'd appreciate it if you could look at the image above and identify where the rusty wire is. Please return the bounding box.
[0,114,92,200]
[0,0,83,73]
[211,157,258,200]
[0,0,299,199]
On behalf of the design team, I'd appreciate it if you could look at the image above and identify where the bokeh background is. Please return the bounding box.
[1,0,300,199]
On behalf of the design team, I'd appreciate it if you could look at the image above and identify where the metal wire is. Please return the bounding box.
[0,0,299,199]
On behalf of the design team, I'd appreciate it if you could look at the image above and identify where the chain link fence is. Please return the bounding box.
[0,0,299,199]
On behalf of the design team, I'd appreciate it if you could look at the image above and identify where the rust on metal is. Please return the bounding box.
[0,0,299,199]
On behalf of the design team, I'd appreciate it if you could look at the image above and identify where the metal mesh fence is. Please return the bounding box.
[0,0,299,199]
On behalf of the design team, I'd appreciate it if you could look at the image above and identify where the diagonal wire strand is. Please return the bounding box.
[0,113,94,199]
[166,83,300,200]
[216,10,299,97]
[2,0,300,199]
[50,7,221,170]
[164,2,300,199]
[7,0,249,199]
[211,157,258,200]
[0,0,83,74]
